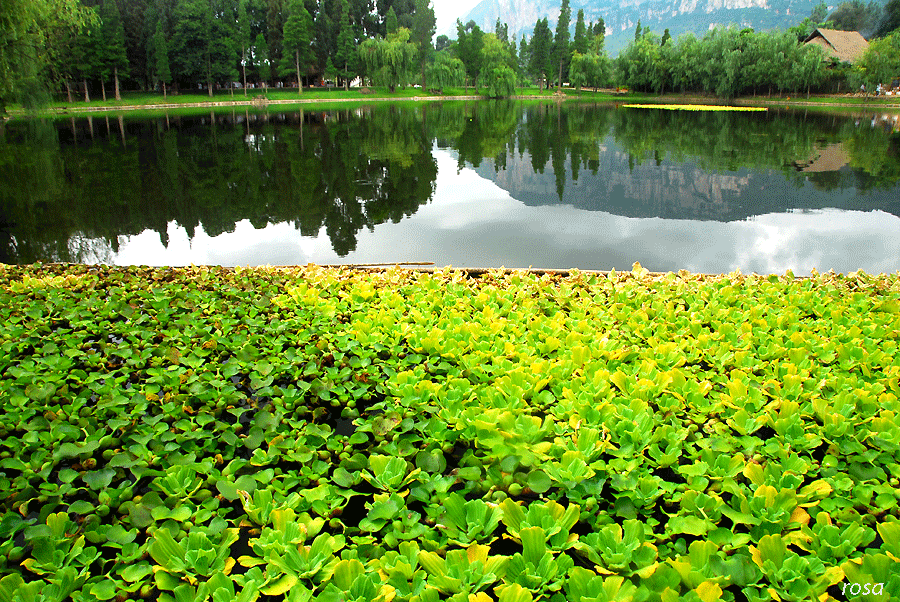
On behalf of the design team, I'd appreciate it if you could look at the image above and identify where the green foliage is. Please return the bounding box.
[529,18,552,90]
[854,30,900,90]
[278,0,314,89]
[456,19,484,88]
[171,0,238,95]
[152,23,172,90]
[877,0,900,36]
[825,0,883,34]
[410,0,436,88]
[616,26,831,97]
[0,0,95,112]
[1,261,900,600]
[551,0,572,87]
[359,27,417,92]
[426,51,464,92]
[335,0,358,90]
[480,34,516,97]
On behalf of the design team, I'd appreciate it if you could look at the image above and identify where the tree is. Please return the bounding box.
[358,27,417,91]
[569,50,609,90]
[426,50,464,92]
[552,0,571,87]
[152,22,172,97]
[99,0,129,101]
[480,33,515,97]
[254,33,272,86]
[573,10,588,55]
[495,19,508,44]
[411,0,436,89]
[0,0,96,112]
[518,34,529,82]
[386,6,399,34]
[529,18,552,90]
[661,28,671,46]
[279,0,314,94]
[335,0,358,89]
[635,20,642,41]
[171,0,238,96]
[826,0,883,36]
[435,35,450,51]
[811,1,829,23]
[456,20,484,91]
[876,0,900,36]
[854,30,900,91]
[237,0,252,94]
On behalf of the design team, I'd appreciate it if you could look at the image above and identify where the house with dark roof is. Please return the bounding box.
[803,28,870,64]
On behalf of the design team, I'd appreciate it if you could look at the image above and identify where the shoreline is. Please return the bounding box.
[5,90,900,118]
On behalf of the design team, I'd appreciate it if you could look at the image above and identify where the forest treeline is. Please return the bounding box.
[1,0,900,113]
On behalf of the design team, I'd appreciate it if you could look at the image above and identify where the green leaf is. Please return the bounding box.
[84,468,116,490]
[121,562,153,583]
[668,516,710,536]
[527,470,552,494]
[68,500,94,515]
[90,579,117,601]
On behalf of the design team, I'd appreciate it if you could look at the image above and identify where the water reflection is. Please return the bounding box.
[1,102,899,274]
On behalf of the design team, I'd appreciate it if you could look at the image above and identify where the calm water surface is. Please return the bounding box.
[2,101,899,275]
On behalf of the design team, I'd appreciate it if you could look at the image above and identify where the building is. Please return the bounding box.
[803,28,870,64]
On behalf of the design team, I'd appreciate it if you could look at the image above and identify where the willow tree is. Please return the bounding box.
[279,0,314,94]
[480,33,516,97]
[0,0,96,112]
[359,27,417,92]
[426,51,464,92]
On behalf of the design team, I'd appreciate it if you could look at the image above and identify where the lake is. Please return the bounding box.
[2,101,899,275]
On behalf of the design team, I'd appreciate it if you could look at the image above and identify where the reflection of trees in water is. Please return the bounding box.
[0,107,437,263]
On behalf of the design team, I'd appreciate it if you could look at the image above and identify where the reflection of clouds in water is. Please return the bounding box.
[106,149,900,275]
[115,221,313,267]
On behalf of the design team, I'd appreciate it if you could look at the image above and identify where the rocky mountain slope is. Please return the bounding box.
[448,0,824,54]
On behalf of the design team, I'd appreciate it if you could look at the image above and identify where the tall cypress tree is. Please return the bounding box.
[152,22,171,97]
[99,0,129,100]
[279,0,314,94]
[573,9,587,55]
[529,18,551,90]
[552,0,571,87]
[335,0,357,89]
[411,0,436,89]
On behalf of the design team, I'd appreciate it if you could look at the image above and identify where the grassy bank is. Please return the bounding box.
[3,86,565,118]
[1,262,899,602]
[6,86,900,119]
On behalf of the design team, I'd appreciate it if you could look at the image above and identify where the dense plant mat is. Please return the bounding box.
[621,105,768,112]
[1,262,899,602]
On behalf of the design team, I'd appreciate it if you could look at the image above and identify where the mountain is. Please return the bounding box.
[446,0,825,55]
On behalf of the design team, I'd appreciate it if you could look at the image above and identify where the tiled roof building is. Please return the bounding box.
[803,28,870,63]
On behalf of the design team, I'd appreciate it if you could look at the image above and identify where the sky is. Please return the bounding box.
[432,0,483,37]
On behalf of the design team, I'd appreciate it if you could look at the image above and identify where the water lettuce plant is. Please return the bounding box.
[1,263,899,600]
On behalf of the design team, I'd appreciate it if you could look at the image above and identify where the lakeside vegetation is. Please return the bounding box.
[3,0,900,115]
[1,263,899,601]
[5,86,900,120]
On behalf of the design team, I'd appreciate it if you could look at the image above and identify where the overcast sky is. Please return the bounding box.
[432,0,483,36]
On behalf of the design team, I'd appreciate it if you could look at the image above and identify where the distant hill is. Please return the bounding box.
[445,0,826,55]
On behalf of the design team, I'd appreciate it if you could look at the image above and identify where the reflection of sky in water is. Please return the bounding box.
[108,148,900,276]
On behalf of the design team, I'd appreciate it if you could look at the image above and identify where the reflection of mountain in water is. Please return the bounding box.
[464,106,900,222]
[472,143,900,222]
